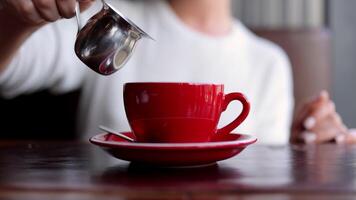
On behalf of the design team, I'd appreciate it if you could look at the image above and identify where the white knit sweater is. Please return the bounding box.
[0,0,293,144]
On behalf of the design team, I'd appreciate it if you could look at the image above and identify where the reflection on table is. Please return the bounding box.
[0,141,356,199]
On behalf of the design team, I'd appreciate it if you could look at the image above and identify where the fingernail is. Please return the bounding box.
[304,117,316,130]
[336,135,346,144]
[320,90,329,100]
[349,129,356,135]
[302,132,316,144]
[331,102,336,111]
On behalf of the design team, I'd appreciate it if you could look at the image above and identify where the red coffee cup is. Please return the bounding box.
[124,82,250,143]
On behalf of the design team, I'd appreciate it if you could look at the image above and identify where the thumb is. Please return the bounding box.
[310,90,329,105]
[79,0,95,11]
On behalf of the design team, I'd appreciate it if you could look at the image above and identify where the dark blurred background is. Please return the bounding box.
[1,0,355,140]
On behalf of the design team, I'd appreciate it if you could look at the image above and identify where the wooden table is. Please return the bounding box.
[0,141,356,200]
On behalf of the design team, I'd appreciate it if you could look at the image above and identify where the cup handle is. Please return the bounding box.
[216,93,250,137]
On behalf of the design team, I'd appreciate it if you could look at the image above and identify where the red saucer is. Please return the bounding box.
[90,132,257,167]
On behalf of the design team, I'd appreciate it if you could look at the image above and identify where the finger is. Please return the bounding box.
[291,91,331,143]
[56,0,76,19]
[335,134,346,144]
[303,116,317,130]
[294,91,330,130]
[304,101,335,130]
[78,0,95,11]
[315,130,341,144]
[346,130,356,144]
[291,102,317,143]
[304,91,330,115]
[319,90,330,102]
[300,131,317,144]
[335,127,354,144]
[311,114,346,143]
[307,90,330,107]
[9,0,44,24]
[292,102,312,135]
[32,0,61,22]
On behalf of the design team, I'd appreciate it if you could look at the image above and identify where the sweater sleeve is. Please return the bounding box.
[0,9,99,98]
[253,48,294,145]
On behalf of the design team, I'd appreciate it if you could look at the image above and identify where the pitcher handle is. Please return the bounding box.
[75,0,108,33]
[75,1,82,33]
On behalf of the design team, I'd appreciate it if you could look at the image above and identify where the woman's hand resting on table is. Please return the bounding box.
[291,91,356,144]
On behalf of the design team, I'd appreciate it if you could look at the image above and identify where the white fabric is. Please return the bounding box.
[0,0,293,145]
